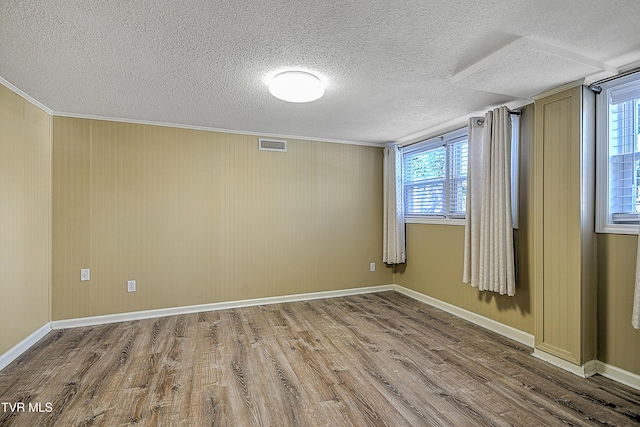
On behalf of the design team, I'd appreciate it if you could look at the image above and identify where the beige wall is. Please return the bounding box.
[394,103,536,335]
[52,117,392,320]
[395,224,534,333]
[597,233,640,374]
[0,85,51,355]
[3,82,639,378]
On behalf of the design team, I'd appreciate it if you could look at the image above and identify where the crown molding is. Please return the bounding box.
[533,79,585,99]
[0,77,53,114]
[52,112,386,148]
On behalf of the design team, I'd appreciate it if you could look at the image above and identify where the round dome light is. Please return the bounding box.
[268,71,325,103]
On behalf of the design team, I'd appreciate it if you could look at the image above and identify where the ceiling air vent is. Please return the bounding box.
[259,138,287,152]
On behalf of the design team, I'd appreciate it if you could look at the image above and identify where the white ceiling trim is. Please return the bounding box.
[51,111,386,148]
[0,77,53,115]
[532,79,585,100]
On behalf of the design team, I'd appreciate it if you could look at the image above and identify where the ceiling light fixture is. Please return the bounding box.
[268,71,325,103]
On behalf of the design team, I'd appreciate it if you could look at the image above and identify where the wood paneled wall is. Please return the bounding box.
[52,117,392,320]
[394,103,536,335]
[533,86,596,365]
[3,82,639,378]
[0,85,51,355]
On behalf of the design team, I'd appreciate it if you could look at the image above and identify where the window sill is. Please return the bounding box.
[596,223,640,236]
[404,217,466,226]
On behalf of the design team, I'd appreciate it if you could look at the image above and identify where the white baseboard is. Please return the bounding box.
[50,284,395,330]
[531,349,598,378]
[596,360,640,390]
[3,285,639,392]
[0,323,51,372]
[393,285,536,348]
[393,285,640,386]
[395,286,636,383]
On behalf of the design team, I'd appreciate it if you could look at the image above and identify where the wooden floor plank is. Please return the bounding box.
[1,291,639,426]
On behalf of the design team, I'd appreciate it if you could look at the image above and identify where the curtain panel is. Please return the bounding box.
[463,107,516,296]
[383,144,406,264]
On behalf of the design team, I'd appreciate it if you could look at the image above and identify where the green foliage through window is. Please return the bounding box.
[402,129,468,218]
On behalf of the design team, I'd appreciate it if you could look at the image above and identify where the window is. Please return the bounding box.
[596,72,640,234]
[402,128,468,223]
[402,116,520,226]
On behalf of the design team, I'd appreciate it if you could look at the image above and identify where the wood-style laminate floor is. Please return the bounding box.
[1,291,639,426]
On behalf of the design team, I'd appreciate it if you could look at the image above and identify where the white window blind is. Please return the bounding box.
[447,137,468,217]
[402,129,468,219]
[609,97,640,223]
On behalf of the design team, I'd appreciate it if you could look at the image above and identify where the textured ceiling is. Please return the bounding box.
[2,0,640,145]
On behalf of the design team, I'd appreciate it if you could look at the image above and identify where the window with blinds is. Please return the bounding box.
[596,72,640,233]
[402,128,468,219]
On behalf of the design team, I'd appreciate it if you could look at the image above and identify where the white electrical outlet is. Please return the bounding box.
[127,280,136,293]
[370,262,376,272]
[80,268,90,281]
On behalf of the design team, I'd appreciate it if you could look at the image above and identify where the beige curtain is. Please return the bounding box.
[634,225,640,329]
[463,107,515,296]
[383,144,405,264]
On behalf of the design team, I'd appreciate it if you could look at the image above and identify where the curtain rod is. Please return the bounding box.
[477,109,521,119]
[589,66,640,93]
[399,108,521,148]
[476,109,521,125]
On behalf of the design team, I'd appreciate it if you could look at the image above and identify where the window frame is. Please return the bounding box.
[596,72,640,235]
[402,127,468,226]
